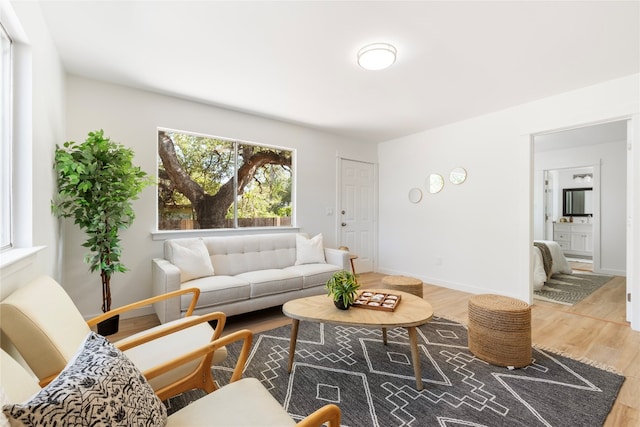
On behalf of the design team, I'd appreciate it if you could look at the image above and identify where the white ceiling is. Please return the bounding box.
[36,1,639,143]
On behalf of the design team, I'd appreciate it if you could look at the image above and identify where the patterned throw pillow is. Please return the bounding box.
[3,332,167,426]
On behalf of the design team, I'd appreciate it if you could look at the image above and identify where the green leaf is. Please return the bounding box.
[51,129,154,307]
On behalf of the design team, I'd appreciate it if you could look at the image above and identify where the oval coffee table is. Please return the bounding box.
[282,289,434,390]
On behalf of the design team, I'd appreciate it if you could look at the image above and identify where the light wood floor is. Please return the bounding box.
[115,272,639,426]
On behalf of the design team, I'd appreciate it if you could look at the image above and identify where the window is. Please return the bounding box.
[158,129,293,230]
[0,23,12,250]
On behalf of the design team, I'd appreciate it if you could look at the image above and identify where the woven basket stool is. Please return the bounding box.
[468,294,532,368]
[381,275,423,298]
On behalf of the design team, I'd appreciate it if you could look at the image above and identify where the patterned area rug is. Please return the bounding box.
[166,317,623,426]
[534,272,614,306]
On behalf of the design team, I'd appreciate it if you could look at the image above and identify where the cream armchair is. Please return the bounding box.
[0,275,227,400]
[0,328,341,426]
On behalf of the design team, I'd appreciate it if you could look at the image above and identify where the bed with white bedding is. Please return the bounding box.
[533,240,573,290]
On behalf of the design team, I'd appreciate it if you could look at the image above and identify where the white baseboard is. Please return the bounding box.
[375,268,523,301]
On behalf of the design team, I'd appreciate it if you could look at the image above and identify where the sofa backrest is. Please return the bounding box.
[165,233,299,277]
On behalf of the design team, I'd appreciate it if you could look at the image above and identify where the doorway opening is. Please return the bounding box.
[532,119,628,323]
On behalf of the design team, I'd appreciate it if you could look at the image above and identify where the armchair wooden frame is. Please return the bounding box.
[144,328,341,427]
[40,288,227,401]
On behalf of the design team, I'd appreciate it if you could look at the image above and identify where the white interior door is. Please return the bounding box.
[340,159,375,273]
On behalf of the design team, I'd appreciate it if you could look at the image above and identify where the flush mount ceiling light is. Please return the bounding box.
[357,43,397,70]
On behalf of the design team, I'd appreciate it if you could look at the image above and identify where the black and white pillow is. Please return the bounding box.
[3,332,167,426]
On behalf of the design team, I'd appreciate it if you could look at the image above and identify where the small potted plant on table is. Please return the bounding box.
[326,270,360,310]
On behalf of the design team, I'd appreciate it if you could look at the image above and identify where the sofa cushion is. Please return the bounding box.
[236,269,303,298]
[3,332,166,426]
[285,263,341,289]
[181,276,251,310]
[168,238,214,282]
[295,233,326,265]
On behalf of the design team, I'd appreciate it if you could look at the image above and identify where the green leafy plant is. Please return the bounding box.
[52,130,154,313]
[325,270,360,308]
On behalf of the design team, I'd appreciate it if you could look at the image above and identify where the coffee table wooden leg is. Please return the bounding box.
[382,327,388,345]
[407,326,424,390]
[288,319,300,373]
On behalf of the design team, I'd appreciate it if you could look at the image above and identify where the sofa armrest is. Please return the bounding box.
[324,248,350,271]
[152,258,182,323]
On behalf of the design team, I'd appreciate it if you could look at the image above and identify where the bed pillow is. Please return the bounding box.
[3,332,167,426]
[168,239,214,282]
[295,233,326,265]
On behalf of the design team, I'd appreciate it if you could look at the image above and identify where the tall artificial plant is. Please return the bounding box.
[52,130,153,313]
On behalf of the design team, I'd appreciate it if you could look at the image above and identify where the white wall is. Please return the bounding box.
[64,76,376,318]
[377,74,639,304]
[2,1,638,326]
[0,1,65,294]
[535,141,626,276]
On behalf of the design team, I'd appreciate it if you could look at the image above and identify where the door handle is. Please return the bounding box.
[341,222,347,227]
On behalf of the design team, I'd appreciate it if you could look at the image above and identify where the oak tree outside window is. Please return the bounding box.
[157,129,293,230]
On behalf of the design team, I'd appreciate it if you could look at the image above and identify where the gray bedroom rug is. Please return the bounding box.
[165,317,623,426]
[534,272,614,306]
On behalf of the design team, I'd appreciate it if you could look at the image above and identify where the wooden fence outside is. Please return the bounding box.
[159,217,292,230]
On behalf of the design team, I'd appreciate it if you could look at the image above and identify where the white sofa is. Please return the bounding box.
[152,233,350,323]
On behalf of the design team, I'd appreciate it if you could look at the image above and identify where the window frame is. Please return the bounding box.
[156,128,296,232]
[0,21,13,251]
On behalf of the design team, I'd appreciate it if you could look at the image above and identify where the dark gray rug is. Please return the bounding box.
[534,272,614,306]
[166,317,623,426]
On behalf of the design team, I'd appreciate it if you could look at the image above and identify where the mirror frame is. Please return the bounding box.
[428,174,444,194]
[562,187,593,217]
[408,188,423,203]
[449,167,467,185]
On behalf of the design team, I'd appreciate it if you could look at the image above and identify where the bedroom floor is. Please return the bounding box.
[569,260,593,272]
[533,270,626,324]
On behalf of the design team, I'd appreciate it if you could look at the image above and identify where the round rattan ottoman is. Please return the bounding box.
[468,294,532,368]
[381,275,423,298]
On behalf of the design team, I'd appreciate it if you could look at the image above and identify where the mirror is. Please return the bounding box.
[449,167,467,185]
[408,188,422,204]
[563,187,593,216]
[428,174,444,194]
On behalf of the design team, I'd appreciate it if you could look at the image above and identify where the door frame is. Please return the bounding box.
[336,157,378,273]
[539,164,601,272]
[528,115,639,329]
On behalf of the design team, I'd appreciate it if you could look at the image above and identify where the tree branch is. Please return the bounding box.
[158,131,206,204]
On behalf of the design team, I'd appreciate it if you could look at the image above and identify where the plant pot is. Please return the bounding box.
[334,299,350,310]
[97,314,120,336]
